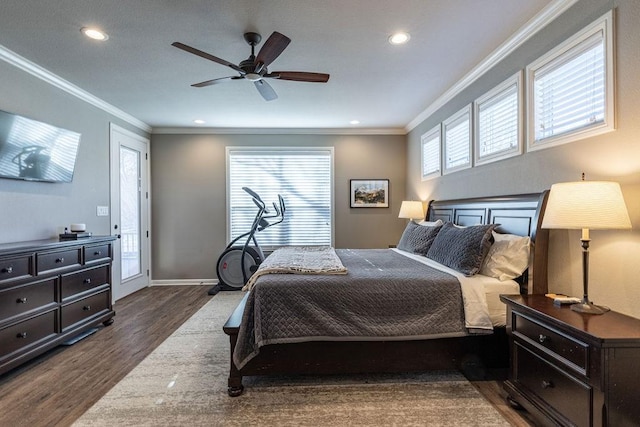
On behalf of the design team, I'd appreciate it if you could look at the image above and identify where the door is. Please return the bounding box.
[109,123,150,301]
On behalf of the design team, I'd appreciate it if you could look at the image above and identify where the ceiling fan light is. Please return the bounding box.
[388,32,410,45]
[245,73,262,82]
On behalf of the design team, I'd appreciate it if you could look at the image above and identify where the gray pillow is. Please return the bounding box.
[397,221,442,255]
[426,222,497,276]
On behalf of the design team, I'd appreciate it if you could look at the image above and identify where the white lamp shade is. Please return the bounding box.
[398,201,425,220]
[541,181,632,230]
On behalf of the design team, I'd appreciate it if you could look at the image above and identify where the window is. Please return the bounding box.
[443,105,472,174]
[474,73,522,165]
[527,11,614,150]
[227,147,333,249]
[421,125,441,180]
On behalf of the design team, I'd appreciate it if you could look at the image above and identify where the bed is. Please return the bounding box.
[223,191,549,396]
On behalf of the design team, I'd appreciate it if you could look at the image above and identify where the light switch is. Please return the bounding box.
[96,206,109,216]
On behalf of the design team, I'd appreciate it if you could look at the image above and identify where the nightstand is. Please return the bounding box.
[500,294,640,427]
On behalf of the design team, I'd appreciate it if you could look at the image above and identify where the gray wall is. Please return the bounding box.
[0,60,148,244]
[406,0,640,318]
[150,133,406,280]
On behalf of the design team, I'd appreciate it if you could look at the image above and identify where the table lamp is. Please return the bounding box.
[398,201,425,222]
[541,178,632,314]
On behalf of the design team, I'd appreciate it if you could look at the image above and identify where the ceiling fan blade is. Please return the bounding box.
[254,80,278,101]
[255,32,291,71]
[191,76,243,88]
[265,71,330,83]
[172,42,245,74]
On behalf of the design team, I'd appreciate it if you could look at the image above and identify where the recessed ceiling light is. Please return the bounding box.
[388,32,410,45]
[80,27,109,41]
[350,120,360,125]
[193,119,206,125]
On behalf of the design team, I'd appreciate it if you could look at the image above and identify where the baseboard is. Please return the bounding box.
[151,279,218,286]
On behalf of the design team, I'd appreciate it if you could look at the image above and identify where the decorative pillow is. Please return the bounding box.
[426,222,497,276]
[397,221,442,255]
[480,231,531,281]
[417,219,444,227]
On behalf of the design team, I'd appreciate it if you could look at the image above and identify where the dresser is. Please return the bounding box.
[501,294,640,427]
[0,236,116,375]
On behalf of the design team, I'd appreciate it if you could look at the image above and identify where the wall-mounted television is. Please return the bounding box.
[0,109,81,183]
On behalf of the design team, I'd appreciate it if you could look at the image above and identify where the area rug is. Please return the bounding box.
[73,291,511,426]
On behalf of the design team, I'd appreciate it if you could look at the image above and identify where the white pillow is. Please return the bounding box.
[418,219,443,227]
[480,231,531,281]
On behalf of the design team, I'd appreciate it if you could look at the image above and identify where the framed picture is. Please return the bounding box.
[350,179,389,208]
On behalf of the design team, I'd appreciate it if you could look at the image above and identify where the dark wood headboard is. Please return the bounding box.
[426,191,549,295]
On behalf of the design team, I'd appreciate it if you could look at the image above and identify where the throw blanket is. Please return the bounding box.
[242,246,348,291]
[234,249,470,370]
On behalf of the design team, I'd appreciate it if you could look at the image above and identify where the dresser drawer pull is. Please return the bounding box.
[94,251,102,256]
[16,332,28,339]
[83,305,91,311]
[1,266,13,274]
[16,297,28,304]
[538,334,549,343]
[83,278,92,284]
[56,257,65,263]
[541,380,554,389]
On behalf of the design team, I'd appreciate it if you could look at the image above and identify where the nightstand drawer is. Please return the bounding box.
[514,312,588,372]
[0,278,57,324]
[515,343,591,427]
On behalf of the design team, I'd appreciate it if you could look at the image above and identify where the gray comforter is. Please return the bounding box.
[234,248,467,369]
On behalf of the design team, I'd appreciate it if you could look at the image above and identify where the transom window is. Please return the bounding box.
[443,105,472,174]
[421,125,441,180]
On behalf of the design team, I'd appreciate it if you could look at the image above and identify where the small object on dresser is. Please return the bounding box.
[59,231,93,240]
[553,296,582,305]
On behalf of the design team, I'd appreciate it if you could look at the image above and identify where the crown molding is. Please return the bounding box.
[152,127,407,135]
[406,0,580,132]
[0,44,152,133]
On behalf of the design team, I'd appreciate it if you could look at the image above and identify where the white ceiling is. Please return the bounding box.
[0,0,557,132]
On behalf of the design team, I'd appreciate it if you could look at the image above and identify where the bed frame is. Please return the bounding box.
[223,191,549,396]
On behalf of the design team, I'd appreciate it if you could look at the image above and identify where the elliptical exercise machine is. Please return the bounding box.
[210,187,285,295]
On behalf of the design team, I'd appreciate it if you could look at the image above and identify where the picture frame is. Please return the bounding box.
[350,179,389,208]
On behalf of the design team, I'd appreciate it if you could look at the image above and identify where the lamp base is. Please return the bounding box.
[570,301,610,315]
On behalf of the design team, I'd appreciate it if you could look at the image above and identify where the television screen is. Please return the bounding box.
[0,109,81,183]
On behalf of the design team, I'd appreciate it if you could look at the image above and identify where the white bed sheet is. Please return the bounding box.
[392,249,519,329]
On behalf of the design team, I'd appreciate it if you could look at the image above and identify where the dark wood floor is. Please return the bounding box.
[0,286,535,426]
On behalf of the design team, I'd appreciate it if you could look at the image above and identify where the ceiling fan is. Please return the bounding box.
[172,31,330,101]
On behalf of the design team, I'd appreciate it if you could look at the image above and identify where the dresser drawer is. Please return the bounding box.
[515,343,592,426]
[514,312,588,372]
[0,279,57,324]
[61,291,110,331]
[60,265,110,301]
[0,254,33,285]
[0,310,58,360]
[37,248,81,274]
[84,243,111,264]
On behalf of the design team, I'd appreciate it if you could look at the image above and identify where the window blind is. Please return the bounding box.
[444,107,471,171]
[227,148,333,248]
[477,81,519,159]
[533,31,605,142]
[421,127,440,179]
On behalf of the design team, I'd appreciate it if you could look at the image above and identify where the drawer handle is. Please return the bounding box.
[16,332,28,339]
[1,266,13,274]
[56,257,65,263]
[94,251,102,256]
[83,305,92,311]
[541,380,554,389]
[83,278,92,284]
[538,334,549,343]
[16,297,28,304]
